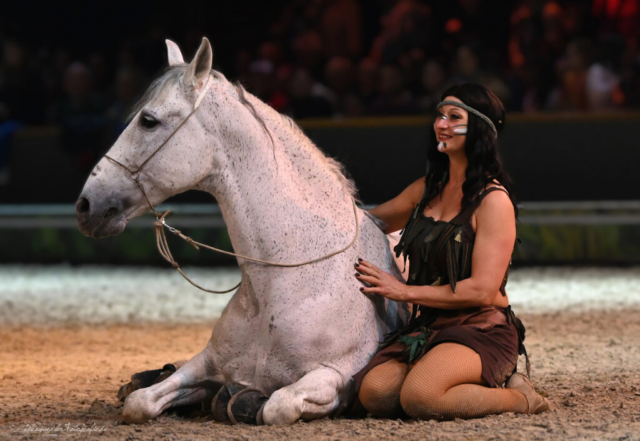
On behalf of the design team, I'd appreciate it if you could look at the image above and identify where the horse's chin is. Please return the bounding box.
[79,216,128,238]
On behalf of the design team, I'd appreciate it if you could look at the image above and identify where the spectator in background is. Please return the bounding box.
[451,43,483,84]
[270,0,324,51]
[370,0,432,64]
[247,59,277,104]
[292,30,326,77]
[0,40,45,124]
[317,0,364,59]
[324,56,356,116]
[236,49,257,92]
[593,0,640,40]
[586,34,625,109]
[354,58,379,114]
[417,59,447,113]
[369,64,415,115]
[0,40,45,185]
[542,2,568,59]
[258,42,285,69]
[288,68,333,119]
[42,46,71,106]
[397,46,427,96]
[550,37,593,110]
[507,4,556,111]
[88,52,110,102]
[254,42,291,112]
[450,43,511,106]
[273,64,294,113]
[619,31,640,107]
[50,62,108,169]
[105,66,145,141]
[247,58,291,113]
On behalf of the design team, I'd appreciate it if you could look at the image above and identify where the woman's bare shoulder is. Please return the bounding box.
[476,182,514,221]
[484,179,508,195]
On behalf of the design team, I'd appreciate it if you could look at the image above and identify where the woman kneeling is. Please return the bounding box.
[353,84,551,420]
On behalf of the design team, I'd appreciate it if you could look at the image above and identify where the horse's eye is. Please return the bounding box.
[140,114,159,129]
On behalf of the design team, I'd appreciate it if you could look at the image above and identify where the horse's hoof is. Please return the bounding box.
[118,369,164,402]
[117,361,187,402]
[211,383,245,423]
[227,388,268,425]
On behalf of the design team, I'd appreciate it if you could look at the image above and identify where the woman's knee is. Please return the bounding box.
[399,377,443,419]
[358,360,407,417]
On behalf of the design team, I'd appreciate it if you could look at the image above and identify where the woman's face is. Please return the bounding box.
[433,96,469,156]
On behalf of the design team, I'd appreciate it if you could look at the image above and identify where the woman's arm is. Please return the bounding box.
[356,189,516,309]
[368,177,425,234]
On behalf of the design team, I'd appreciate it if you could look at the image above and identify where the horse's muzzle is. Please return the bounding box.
[76,194,128,238]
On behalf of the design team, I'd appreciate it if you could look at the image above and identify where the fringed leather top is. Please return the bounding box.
[393,186,512,295]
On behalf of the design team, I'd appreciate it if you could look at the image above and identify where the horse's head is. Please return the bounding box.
[76,38,224,238]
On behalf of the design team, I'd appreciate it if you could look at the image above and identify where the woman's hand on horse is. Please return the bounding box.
[355,258,409,302]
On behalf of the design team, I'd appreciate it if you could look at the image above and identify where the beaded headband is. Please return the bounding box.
[437,100,498,138]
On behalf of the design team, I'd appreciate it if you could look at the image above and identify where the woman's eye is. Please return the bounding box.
[140,114,160,129]
[451,114,461,120]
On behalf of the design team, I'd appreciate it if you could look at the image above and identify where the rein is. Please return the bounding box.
[103,75,360,294]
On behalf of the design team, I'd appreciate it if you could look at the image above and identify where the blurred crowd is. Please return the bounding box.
[243,0,640,118]
[0,0,639,181]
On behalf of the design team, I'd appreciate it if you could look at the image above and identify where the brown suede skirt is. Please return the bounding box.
[353,305,522,392]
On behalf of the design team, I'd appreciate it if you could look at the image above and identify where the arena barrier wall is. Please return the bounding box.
[0,114,637,264]
[1,201,640,265]
[0,113,637,204]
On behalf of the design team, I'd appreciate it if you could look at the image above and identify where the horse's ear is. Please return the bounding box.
[184,37,213,89]
[166,39,185,66]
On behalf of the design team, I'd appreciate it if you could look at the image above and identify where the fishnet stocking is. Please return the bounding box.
[358,359,408,417]
[400,343,528,419]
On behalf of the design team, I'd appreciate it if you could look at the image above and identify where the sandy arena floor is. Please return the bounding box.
[1,266,639,440]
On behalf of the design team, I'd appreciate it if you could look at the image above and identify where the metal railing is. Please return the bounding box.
[2,201,640,229]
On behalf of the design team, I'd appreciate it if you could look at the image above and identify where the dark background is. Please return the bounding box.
[1,0,639,203]
[1,1,639,267]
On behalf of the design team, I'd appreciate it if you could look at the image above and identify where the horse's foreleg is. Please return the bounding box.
[122,348,220,424]
[261,367,349,425]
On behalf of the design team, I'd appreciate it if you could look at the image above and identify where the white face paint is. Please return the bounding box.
[453,124,468,135]
[437,141,447,151]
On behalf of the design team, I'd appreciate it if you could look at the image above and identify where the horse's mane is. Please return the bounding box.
[128,66,358,200]
[233,82,358,200]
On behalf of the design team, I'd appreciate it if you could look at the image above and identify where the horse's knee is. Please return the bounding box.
[262,388,303,425]
[262,368,344,425]
[122,388,161,424]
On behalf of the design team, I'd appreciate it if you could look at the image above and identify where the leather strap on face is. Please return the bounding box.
[104,74,215,202]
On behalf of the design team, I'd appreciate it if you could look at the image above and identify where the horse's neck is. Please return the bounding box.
[198,91,354,264]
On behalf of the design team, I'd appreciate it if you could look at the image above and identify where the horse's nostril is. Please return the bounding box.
[76,197,90,216]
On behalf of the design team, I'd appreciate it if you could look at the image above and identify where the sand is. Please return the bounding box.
[1,265,639,439]
[1,309,639,440]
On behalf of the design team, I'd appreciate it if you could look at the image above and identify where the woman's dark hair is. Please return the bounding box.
[423,83,518,217]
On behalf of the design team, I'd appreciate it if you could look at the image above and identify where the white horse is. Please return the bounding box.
[76,37,407,425]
